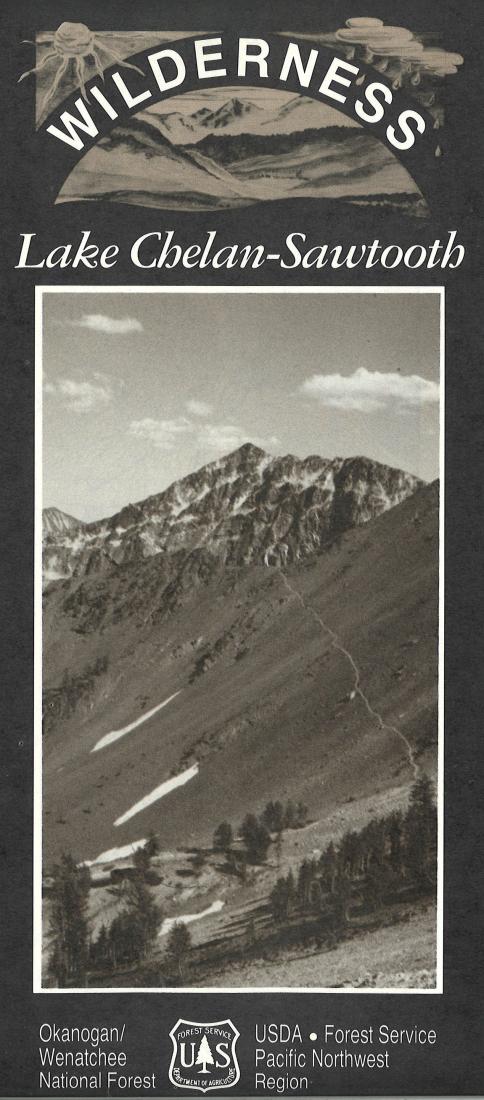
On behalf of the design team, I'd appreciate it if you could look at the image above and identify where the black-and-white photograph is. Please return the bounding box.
[38,288,441,991]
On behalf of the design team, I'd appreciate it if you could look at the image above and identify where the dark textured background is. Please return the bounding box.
[1,0,483,1094]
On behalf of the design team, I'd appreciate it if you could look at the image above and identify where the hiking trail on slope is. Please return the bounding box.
[279,571,419,780]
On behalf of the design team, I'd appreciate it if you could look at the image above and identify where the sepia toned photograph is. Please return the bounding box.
[37,287,441,991]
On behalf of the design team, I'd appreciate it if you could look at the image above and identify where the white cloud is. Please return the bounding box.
[301,367,439,413]
[45,376,114,413]
[128,415,279,456]
[93,369,126,390]
[129,417,192,450]
[69,313,143,335]
[196,423,250,453]
[186,399,213,418]
[197,424,279,454]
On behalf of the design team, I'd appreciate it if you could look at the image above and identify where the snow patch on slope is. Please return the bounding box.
[92,691,181,752]
[82,838,147,866]
[114,763,199,826]
[159,900,225,937]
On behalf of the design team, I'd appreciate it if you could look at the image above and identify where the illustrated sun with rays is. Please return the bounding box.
[19,22,143,116]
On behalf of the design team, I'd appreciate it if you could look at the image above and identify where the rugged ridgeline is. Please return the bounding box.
[59,96,426,215]
[42,445,437,868]
[42,506,82,538]
[43,443,421,586]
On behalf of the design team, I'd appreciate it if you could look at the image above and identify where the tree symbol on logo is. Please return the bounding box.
[196,1035,214,1074]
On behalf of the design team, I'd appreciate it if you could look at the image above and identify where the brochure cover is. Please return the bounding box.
[1,0,483,1094]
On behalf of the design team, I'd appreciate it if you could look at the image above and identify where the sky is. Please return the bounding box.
[42,291,441,522]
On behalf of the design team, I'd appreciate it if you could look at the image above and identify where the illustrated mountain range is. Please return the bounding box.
[58,92,428,214]
[42,443,438,870]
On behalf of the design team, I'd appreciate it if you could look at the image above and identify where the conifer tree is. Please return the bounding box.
[284,800,296,829]
[165,922,192,982]
[124,874,161,956]
[405,774,437,886]
[298,859,319,910]
[213,821,233,853]
[95,923,109,966]
[133,843,151,877]
[145,831,159,858]
[274,828,283,868]
[320,841,339,893]
[108,874,161,967]
[270,876,291,922]
[49,853,90,986]
[332,873,353,926]
[295,801,309,828]
[286,868,296,915]
[241,814,271,863]
[262,800,285,833]
[387,811,404,875]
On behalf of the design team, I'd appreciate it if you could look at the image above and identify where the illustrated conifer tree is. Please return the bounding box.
[196,1034,214,1074]
[165,921,192,982]
[49,853,90,986]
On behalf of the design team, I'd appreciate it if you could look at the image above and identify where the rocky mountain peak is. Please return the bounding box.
[43,506,83,539]
[42,446,423,588]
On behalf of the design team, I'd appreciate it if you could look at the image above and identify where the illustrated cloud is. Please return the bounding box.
[335,17,463,90]
[69,313,143,334]
[301,367,439,412]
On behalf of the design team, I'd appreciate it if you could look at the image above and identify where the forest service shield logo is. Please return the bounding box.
[168,1019,240,1092]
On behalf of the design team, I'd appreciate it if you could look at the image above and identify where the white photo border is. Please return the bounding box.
[34,284,444,994]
